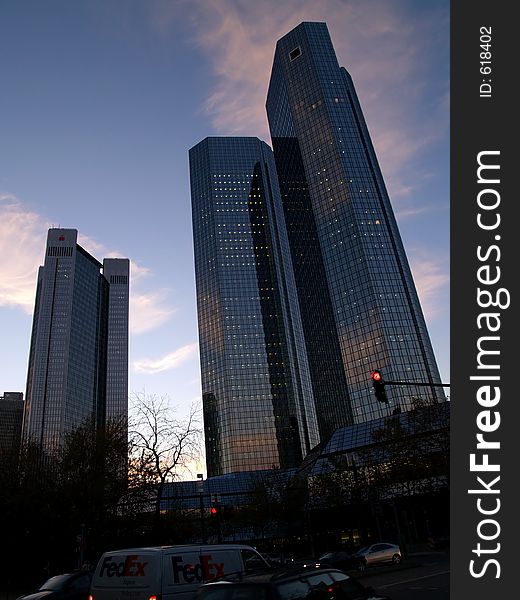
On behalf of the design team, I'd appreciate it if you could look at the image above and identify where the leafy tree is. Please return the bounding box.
[362,398,450,498]
[0,441,61,591]
[237,470,286,541]
[58,416,129,559]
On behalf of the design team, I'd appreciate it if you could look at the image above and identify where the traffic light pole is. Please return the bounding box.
[197,474,207,544]
[210,496,223,543]
[199,493,207,544]
[371,369,450,411]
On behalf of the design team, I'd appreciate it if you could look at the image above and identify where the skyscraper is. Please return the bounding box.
[0,392,24,455]
[23,228,129,453]
[266,22,443,434]
[190,137,319,475]
[103,258,130,438]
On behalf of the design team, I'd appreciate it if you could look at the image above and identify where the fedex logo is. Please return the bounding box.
[171,555,225,584]
[100,555,148,578]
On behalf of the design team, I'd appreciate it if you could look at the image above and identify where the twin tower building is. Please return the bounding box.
[23,22,442,476]
[190,22,443,476]
[23,228,129,454]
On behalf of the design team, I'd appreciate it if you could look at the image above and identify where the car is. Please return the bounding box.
[195,566,391,599]
[353,543,402,570]
[317,551,361,572]
[16,571,93,600]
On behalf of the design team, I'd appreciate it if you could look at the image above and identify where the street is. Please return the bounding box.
[357,551,449,600]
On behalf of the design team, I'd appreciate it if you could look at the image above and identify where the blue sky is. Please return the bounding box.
[0,0,449,459]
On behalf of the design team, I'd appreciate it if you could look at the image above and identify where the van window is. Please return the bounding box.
[240,550,269,573]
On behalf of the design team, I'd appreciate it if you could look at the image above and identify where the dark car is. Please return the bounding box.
[195,566,391,599]
[318,551,361,572]
[16,571,93,600]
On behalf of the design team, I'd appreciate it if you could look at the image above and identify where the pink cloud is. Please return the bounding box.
[130,289,175,335]
[0,194,50,313]
[149,0,448,202]
[409,256,449,320]
[133,343,199,374]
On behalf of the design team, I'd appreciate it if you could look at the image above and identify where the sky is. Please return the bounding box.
[0,0,450,465]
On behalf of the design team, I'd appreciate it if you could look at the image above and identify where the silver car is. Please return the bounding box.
[355,543,402,569]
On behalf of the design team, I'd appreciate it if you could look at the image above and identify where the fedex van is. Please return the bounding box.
[89,544,271,600]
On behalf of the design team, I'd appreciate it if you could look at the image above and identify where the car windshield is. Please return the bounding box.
[356,546,370,554]
[39,575,71,591]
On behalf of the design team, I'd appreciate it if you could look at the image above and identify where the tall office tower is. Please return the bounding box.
[266,22,443,433]
[0,392,24,455]
[23,229,129,454]
[190,137,319,475]
[103,258,130,431]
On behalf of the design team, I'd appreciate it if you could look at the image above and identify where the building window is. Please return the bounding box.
[289,47,301,61]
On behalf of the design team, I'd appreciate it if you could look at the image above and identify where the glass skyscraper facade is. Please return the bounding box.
[104,258,130,441]
[266,22,443,431]
[0,392,24,454]
[23,228,129,453]
[190,137,319,476]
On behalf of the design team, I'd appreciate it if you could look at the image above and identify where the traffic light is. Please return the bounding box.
[210,501,222,521]
[371,370,388,403]
[209,500,223,543]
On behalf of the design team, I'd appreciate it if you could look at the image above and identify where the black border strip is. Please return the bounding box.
[451,1,516,596]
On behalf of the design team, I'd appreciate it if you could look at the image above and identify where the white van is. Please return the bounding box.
[89,544,270,600]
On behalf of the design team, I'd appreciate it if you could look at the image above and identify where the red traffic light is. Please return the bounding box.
[371,370,382,382]
[210,506,218,515]
[371,370,389,403]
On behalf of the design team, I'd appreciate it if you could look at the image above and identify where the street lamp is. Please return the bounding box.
[197,474,207,544]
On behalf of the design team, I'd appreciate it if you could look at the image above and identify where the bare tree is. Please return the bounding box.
[128,392,202,537]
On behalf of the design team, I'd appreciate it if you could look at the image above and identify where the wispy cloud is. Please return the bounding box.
[149,0,448,201]
[0,194,50,313]
[130,290,175,335]
[409,256,449,320]
[394,204,433,221]
[0,194,174,333]
[133,343,198,374]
